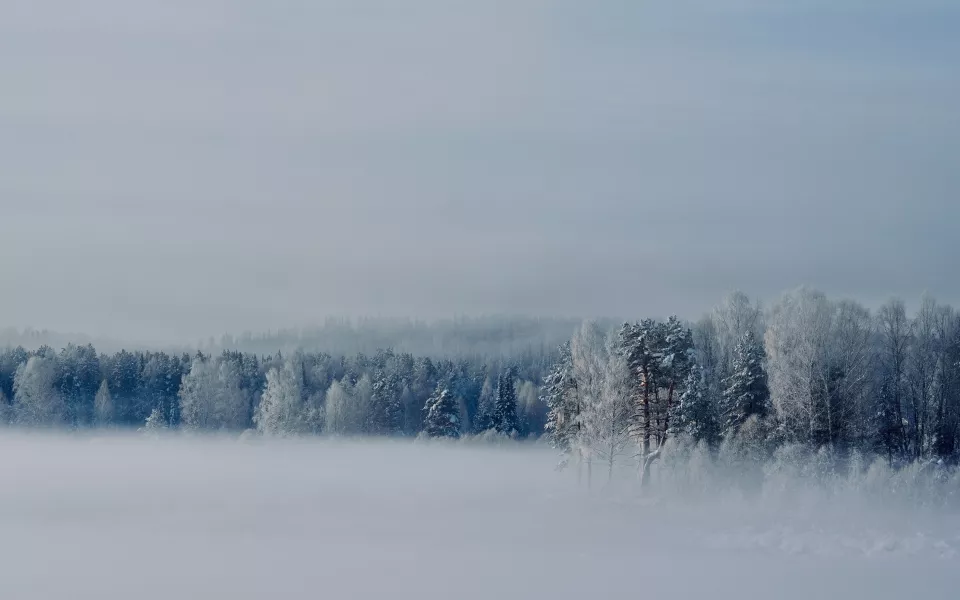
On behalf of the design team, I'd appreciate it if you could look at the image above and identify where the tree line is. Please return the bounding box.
[4,286,960,481]
[0,345,549,438]
[542,289,960,486]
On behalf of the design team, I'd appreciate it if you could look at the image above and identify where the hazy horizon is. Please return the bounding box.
[0,289,951,351]
[2,0,957,344]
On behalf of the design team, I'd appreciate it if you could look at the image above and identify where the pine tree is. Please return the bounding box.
[721,331,769,433]
[422,386,461,439]
[493,369,520,436]
[660,316,694,435]
[619,319,665,454]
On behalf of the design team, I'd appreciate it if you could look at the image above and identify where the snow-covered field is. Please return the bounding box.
[0,434,956,599]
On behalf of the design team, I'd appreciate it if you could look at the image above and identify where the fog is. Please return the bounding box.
[1,433,957,599]
[2,0,958,343]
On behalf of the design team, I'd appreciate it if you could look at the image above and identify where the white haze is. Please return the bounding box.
[0,433,957,599]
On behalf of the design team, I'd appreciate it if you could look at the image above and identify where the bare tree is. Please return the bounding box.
[765,288,833,445]
[907,295,940,459]
[876,298,911,459]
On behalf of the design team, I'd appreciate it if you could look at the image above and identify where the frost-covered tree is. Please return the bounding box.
[619,317,692,458]
[108,349,143,424]
[142,406,167,433]
[765,288,833,445]
[670,364,719,446]
[473,376,496,433]
[353,374,375,434]
[492,369,520,436]
[930,303,960,458]
[584,334,633,483]
[178,356,252,431]
[824,299,874,448]
[619,319,663,456]
[422,385,461,439]
[323,379,354,435]
[140,352,184,428]
[907,295,940,459]
[660,316,694,435]
[713,291,764,379]
[515,380,542,435]
[57,343,100,426]
[14,354,65,427]
[0,390,13,425]
[721,330,769,433]
[254,358,304,436]
[370,370,404,435]
[875,298,911,459]
[94,379,114,427]
[542,342,581,460]
[571,322,633,485]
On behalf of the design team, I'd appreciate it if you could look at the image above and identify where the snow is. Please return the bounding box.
[0,433,956,599]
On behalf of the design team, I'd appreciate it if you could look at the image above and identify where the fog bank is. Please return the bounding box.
[0,434,957,599]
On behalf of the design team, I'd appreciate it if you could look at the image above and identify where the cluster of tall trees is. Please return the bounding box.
[0,346,547,439]
[543,289,960,484]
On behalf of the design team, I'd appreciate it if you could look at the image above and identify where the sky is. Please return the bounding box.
[1,0,958,344]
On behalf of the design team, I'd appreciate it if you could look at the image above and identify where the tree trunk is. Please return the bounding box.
[641,365,651,456]
[663,381,675,437]
[638,445,661,490]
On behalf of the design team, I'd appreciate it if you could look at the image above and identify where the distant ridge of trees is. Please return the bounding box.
[1,316,599,359]
[210,315,599,358]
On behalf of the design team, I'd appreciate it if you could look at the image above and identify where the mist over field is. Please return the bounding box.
[0,433,957,600]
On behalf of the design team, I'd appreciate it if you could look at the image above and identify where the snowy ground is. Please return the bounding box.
[0,434,956,599]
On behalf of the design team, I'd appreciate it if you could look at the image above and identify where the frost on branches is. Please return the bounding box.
[422,386,461,439]
[721,330,770,433]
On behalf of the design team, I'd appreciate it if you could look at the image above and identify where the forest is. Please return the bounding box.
[3,287,960,489]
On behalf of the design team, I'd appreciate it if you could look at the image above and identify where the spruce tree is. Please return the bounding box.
[473,376,496,433]
[541,342,579,452]
[493,369,520,436]
[721,331,769,433]
[670,364,719,446]
[370,370,404,435]
[422,385,461,439]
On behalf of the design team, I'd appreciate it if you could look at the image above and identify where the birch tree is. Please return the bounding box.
[94,379,114,427]
[14,354,65,427]
[573,323,632,485]
[765,288,833,445]
[254,358,305,436]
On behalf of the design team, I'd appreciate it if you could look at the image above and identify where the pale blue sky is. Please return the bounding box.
[0,0,957,343]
